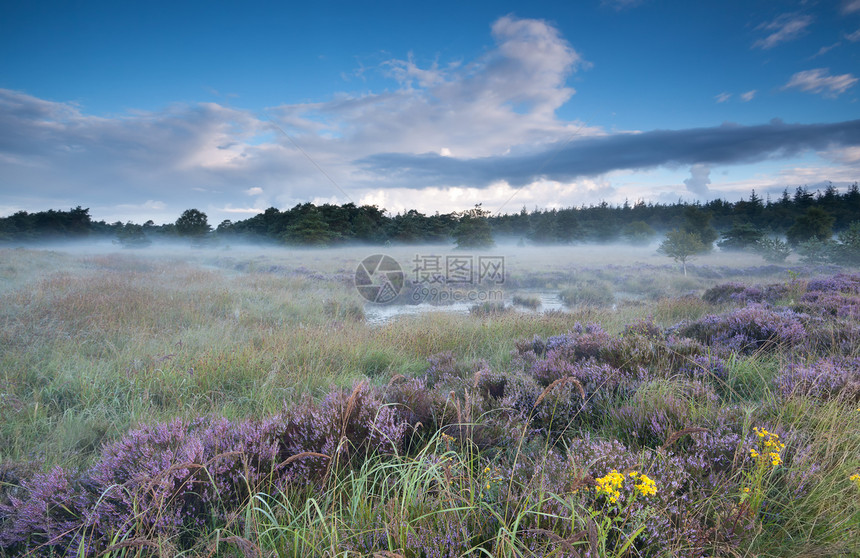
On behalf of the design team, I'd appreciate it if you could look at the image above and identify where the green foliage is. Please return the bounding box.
[559,281,615,307]
[4,186,860,248]
[786,207,835,246]
[717,223,765,251]
[796,238,838,265]
[174,208,211,238]
[115,222,151,248]
[755,237,791,263]
[833,221,860,266]
[453,204,494,249]
[622,220,657,245]
[680,206,718,249]
[658,229,707,275]
[284,207,338,246]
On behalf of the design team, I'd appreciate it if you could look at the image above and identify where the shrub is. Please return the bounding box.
[559,282,615,307]
[673,304,807,354]
[776,357,860,402]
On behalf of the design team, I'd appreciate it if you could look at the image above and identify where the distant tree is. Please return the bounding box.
[115,222,151,248]
[658,229,707,275]
[556,209,581,243]
[284,207,337,245]
[833,221,860,266]
[216,220,234,234]
[528,210,559,244]
[797,238,837,265]
[755,237,791,263]
[454,204,494,249]
[786,207,834,246]
[717,223,765,251]
[175,209,212,238]
[622,220,656,245]
[680,206,718,249]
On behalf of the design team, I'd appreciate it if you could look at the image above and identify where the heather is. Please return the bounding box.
[1,247,859,557]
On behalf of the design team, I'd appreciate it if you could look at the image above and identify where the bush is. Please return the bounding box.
[755,237,791,263]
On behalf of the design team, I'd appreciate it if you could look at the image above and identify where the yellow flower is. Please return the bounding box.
[634,473,657,497]
[743,487,750,493]
[595,469,625,504]
[750,449,759,458]
[850,473,860,489]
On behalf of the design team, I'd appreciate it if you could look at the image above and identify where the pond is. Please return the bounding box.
[363,289,566,325]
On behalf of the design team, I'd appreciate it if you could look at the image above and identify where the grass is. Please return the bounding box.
[0,245,858,556]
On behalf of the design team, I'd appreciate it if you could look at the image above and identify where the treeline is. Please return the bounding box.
[1,183,858,248]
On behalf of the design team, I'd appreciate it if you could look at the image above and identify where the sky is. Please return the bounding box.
[1,0,859,225]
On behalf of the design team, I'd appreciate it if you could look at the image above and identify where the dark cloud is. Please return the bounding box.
[357,119,860,188]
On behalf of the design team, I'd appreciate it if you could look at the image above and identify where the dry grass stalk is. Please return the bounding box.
[387,374,407,386]
[534,377,586,407]
[279,451,331,468]
[660,427,710,452]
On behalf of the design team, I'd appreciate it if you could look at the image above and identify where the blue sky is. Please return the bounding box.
[1,0,859,224]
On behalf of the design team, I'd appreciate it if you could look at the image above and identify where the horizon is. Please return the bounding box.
[2,1,860,225]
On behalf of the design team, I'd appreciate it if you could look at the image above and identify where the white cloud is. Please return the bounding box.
[683,164,712,197]
[783,68,858,97]
[843,0,860,14]
[753,14,813,49]
[0,16,601,223]
[846,29,860,42]
[715,92,731,103]
[811,42,841,57]
[740,90,757,102]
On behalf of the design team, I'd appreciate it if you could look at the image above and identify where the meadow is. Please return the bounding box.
[0,243,858,557]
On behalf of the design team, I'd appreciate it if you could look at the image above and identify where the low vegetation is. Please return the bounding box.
[0,247,858,557]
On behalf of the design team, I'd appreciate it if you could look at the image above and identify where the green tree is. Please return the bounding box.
[786,207,834,246]
[622,220,656,245]
[680,206,718,249]
[454,204,494,249]
[115,222,151,248]
[284,207,337,245]
[755,237,791,263]
[834,221,860,266]
[175,209,212,238]
[717,223,765,251]
[658,229,707,275]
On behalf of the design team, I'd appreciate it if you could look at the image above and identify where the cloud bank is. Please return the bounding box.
[358,119,860,188]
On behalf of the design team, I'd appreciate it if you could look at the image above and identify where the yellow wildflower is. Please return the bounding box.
[595,469,625,504]
[850,473,860,489]
[634,473,657,497]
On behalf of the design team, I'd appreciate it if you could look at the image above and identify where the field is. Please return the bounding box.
[0,243,858,557]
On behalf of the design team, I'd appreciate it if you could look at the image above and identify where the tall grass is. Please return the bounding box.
[1,247,858,556]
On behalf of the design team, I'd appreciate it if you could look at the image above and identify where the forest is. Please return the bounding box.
[1,184,858,254]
